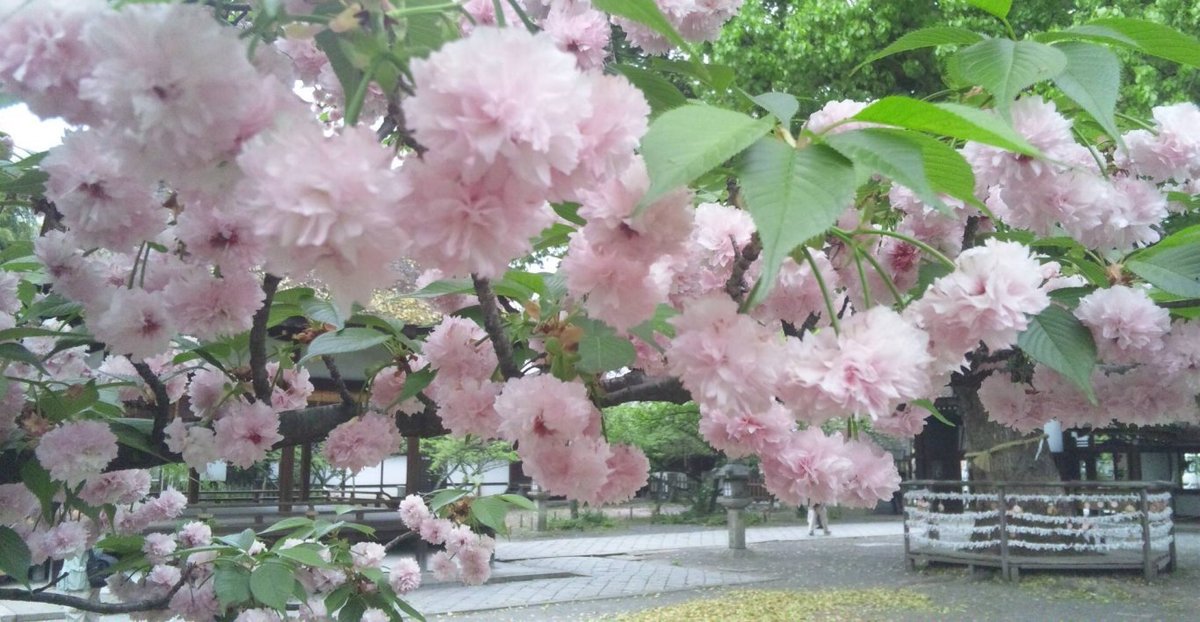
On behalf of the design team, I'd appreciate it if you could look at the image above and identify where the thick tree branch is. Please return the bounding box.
[320,355,356,407]
[250,274,282,402]
[0,567,187,614]
[131,362,172,448]
[471,275,521,380]
[595,376,691,407]
[724,234,762,304]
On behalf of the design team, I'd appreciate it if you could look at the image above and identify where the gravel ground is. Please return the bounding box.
[435,528,1200,621]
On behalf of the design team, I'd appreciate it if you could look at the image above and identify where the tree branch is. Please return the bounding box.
[320,355,356,407]
[471,275,521,380]
[724,234,762,304]
[0,566,188,614]
[250,274,282,402]
[131,362,172,448]
[595,376,691,407]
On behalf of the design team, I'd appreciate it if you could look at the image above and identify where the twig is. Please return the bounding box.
[0,567,189,614]
[132,361,172,448]
[383,530,418,552]
[320,355,357,407]
[594,376,691,407]
[471,275,521,380]
[250,274,282,403]
[724,234,761,304]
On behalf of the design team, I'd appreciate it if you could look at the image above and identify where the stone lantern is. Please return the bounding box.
[715,463,754,550]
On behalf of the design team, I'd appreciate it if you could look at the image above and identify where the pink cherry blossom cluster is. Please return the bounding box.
[613,0,745,54]
[398,495,495,586]
[322,412,403,474]
[422,316,504,438]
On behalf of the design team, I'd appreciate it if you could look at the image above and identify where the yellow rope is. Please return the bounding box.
[963,434,1045,473]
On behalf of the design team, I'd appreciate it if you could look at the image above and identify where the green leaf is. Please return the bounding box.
[0,526,32,588]
[1017,305,1097,402]
[1127,248,1200,298]
[826,129,945,210]
[250,560,295,612]
[752,92,800,127]
[214,564,253,608]
[856,27,984,70]
[469,495,510,535]
[965,0,1011,19]
[409,278,473,299]
[737,140,856,306]
[638,104,773,210]
[301,327,390,363]
[393,366,435,405]
[300,297,343,329]
[314,30,364,116]
[94,534,146,555]
[0,342,47,375]
[853,97,1039,156]
[276,544,330,568]
[911,398,954,427]
[575,318,637,374]
[629,303,678,351]
[947,38,1068,119]
[899,131,980,209]
[261,516,314,535]
[1082,18,1200,68]
[594,0,688,51]
[614,64,687,117]
[1052,42,1122,147]
[498,493,537,511]
[20,460,57,522]
[429,488,470,512]
[109,419,166,459]
[219,528,258,552]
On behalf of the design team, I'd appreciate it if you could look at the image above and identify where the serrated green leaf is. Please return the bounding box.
[638,104,773,210]
[21,460,57,522]
[629,303,678,352]
[0,526,32,588]
[856,27,984,70]
[214,564,252,608]
[575,318,636,374]
[300,297,343,329]
[250,560,295,611]
[826,128,945,210]
[260,516,314,535]
[277,544,330,568]
[1083,18,1200,68]
[429,488,470,512]
[301,327,390,363]
[498,493,537,511]
[0,342,47,375]
[948,39,1068,119]
[1017,305,1097,402]
[469,495,510,535]
[965,0,1011,19]
[393,366,435,405]
[1128,254,1200,298]
[752,92,800,127]
[911,398,954,427]
[738,140,856,306]
[1053,42,1122,147]
[853,97,1039,156]
[614,64,687,117]
[408,278,474,299]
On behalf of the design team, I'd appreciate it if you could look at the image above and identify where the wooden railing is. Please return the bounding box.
[902,480,1176,581]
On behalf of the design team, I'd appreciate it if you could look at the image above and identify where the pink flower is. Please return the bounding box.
[552,72,649,200]
[419,518,454,546]
[544,2,611,70]
[322,413,402,475]
[178,521,212,548]
[907,239,1051,369]
[361,610,388,622]
[80,3,282,177]
[142,532,177,564]
[404,27,591,191]
[91,287,176,361]
[0,484,40,532]
[666,294,784,414]
[34,231,109,311]
[213,401,282,468]
[234,609,282,622]
[872,405,929,439]
[369,366,423,415]
[429,377,503,439]
[669,203,756,303]
[350,542,386,571]
[389,558,422,595]
[79,469,151,506]
[239,120,412,314]
[704,402,795,459]
[751,254,840,327]
[978,373,1043,432]
[838,440,901,508]
[423,316,498,380]
[1075,285,1169,364]
[593,444,651,505]
[145,564,181,595]
[175,199,266,272]
[780,307,933,421]
[1118,103,1200,182]
[614,0,744,54]
[29,520,90,564]
[458,544,492,585]
[164,418,219,472]
[803,99,873,135]
[168,582,221,621]
[963,97,1085,189]
[165,270,264,341]
[399,158,554,279]
[41,129,166,251]
[398,495,431,530]
[761,427,853,506]
[444,524,478,555]
[518,437,612,502]
[267,362,313,412]
[429,550,459,581]
[495,375,599,444]
[36,420,118,486]
[0,0,104,124]
[186,367,231,418]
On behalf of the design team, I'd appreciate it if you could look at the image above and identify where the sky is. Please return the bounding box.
[0,103,67,154]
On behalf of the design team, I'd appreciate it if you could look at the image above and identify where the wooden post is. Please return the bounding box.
[902,487,913,570]
[186,468,201,505]
[299,443,312,502]
[405,436,421,496]
[278,445,295,513]
[1140,488,1154,580]
[997,486,1011,581]
[1168,488,1177,572]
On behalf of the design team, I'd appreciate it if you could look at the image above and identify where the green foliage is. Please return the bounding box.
[651,508,764,527]
[547,509,616,531]
[604,402,714,472]
[423,435,517,489]
[1017,305,1099,402]
[712,0,1200,117]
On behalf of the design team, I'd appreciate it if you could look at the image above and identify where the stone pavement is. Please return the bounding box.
[0,520,903,621]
